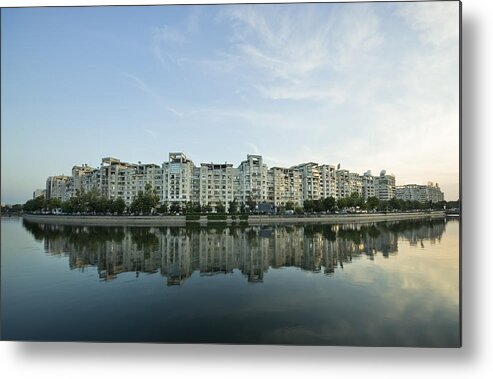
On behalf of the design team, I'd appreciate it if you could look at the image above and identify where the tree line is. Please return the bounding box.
[19,186,456,216]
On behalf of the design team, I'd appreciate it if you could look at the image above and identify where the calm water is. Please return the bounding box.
[1,217,460,346]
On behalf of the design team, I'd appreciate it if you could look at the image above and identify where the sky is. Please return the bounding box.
[1,1,460,204]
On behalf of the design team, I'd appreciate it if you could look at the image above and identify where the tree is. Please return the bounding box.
[46,197,62,210]
[322,197,336,212]
[130,183,159,214]
[156,202,168,214]
[112,197,126,214]
[285,201,295,211]
[228,199,238,214]
[215,201,225,213]
[366,196,379,211]
[246,196,256,212]
[303,200,314,212]
[337,197,348,210]
[169,202,181,214]
[24,196,46,213]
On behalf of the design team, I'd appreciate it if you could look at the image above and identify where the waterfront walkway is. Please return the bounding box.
[22,211,447,227]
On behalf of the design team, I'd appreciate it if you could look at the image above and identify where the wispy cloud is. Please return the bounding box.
[214,4,384,101]
[122,71,186,118]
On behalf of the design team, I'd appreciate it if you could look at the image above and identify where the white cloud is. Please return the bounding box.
[217,3,384,102]
[398,2,460,46]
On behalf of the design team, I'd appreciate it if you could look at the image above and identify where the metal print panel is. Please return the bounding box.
[1,1,461,346]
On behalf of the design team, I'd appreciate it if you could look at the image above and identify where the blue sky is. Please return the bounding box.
[1,1,460,204]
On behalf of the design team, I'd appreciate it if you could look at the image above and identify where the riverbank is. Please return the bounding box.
[22,211,447,227]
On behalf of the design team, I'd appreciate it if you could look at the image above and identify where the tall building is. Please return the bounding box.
[320,165,337,199]
[41,152,446,209]
[376,170,396,201]
[293,162,321,201]
[396,183,444,203]
[198,163,238,211]
[238,155,269,206]
[46,175,71,201]
[268,167,303,207]
[335,169,351,199]
[361,170,376,199]
[162,153,195,207]
[72,164,97,195]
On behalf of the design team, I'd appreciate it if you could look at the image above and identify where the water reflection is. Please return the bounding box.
[22,219,447,286]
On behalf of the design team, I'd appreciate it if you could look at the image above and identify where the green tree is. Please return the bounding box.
[169,202,181,214]
[285,201,295,211]
[246,196,256,212]
[130,183,159,214]
[303,200,314,212]
[228,199,238,214]
[366,196,380,211]
[337,197,348,210]
[112,197,126,214]
[322,197,336,212]
[24,196,46,213]
[216,201,225,213]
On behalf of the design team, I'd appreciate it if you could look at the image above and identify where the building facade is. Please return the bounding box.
[396,183,444,203]
[40,152,445,209]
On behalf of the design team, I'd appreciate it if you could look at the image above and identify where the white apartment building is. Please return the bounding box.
[376,170,396,201]
[396,183,444,203]
[294,162,321,201]
[361,171,376,199]
[238,155,269,205]
[162,153,195,206]
[46,175,72,201]
[268,167,303,207]
[336,169,351,199]
[320,165,337,199]
[198,163,238,211]
[43,152,451,210]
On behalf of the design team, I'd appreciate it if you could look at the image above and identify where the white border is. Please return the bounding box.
[2,0,492,378]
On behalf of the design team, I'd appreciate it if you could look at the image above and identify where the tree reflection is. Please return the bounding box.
[22,218,448,285]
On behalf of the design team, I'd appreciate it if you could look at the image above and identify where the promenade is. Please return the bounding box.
[22,211,447,227]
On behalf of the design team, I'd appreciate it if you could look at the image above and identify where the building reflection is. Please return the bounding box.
[22,219,448,286]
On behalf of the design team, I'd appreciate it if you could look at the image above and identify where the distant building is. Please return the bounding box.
[162,153,195,207]
[33,189,46,199]
[40,152,446,209]
[376,170,396,201]
[46,175,71,201]
[361,171,376,200]
[293,162,321,201]
[198,162,237,211]
[396,182,444,203]
[238,155,269,206]
[268,167,303,207]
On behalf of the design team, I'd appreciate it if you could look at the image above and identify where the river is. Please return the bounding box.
[0,217,460,346]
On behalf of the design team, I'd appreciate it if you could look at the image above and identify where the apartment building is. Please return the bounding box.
[198,163,238,211]
[320,165,337,199]
[293,162,321,201]
[162,153,195,206]
[361,171,376,199]
[46,175,72,201]
[396,183,444,203]
[238,155,269,206]
[268,167,303,207]
[42,151,448,208]
[376,170,396,201]
[335,169,351,199]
